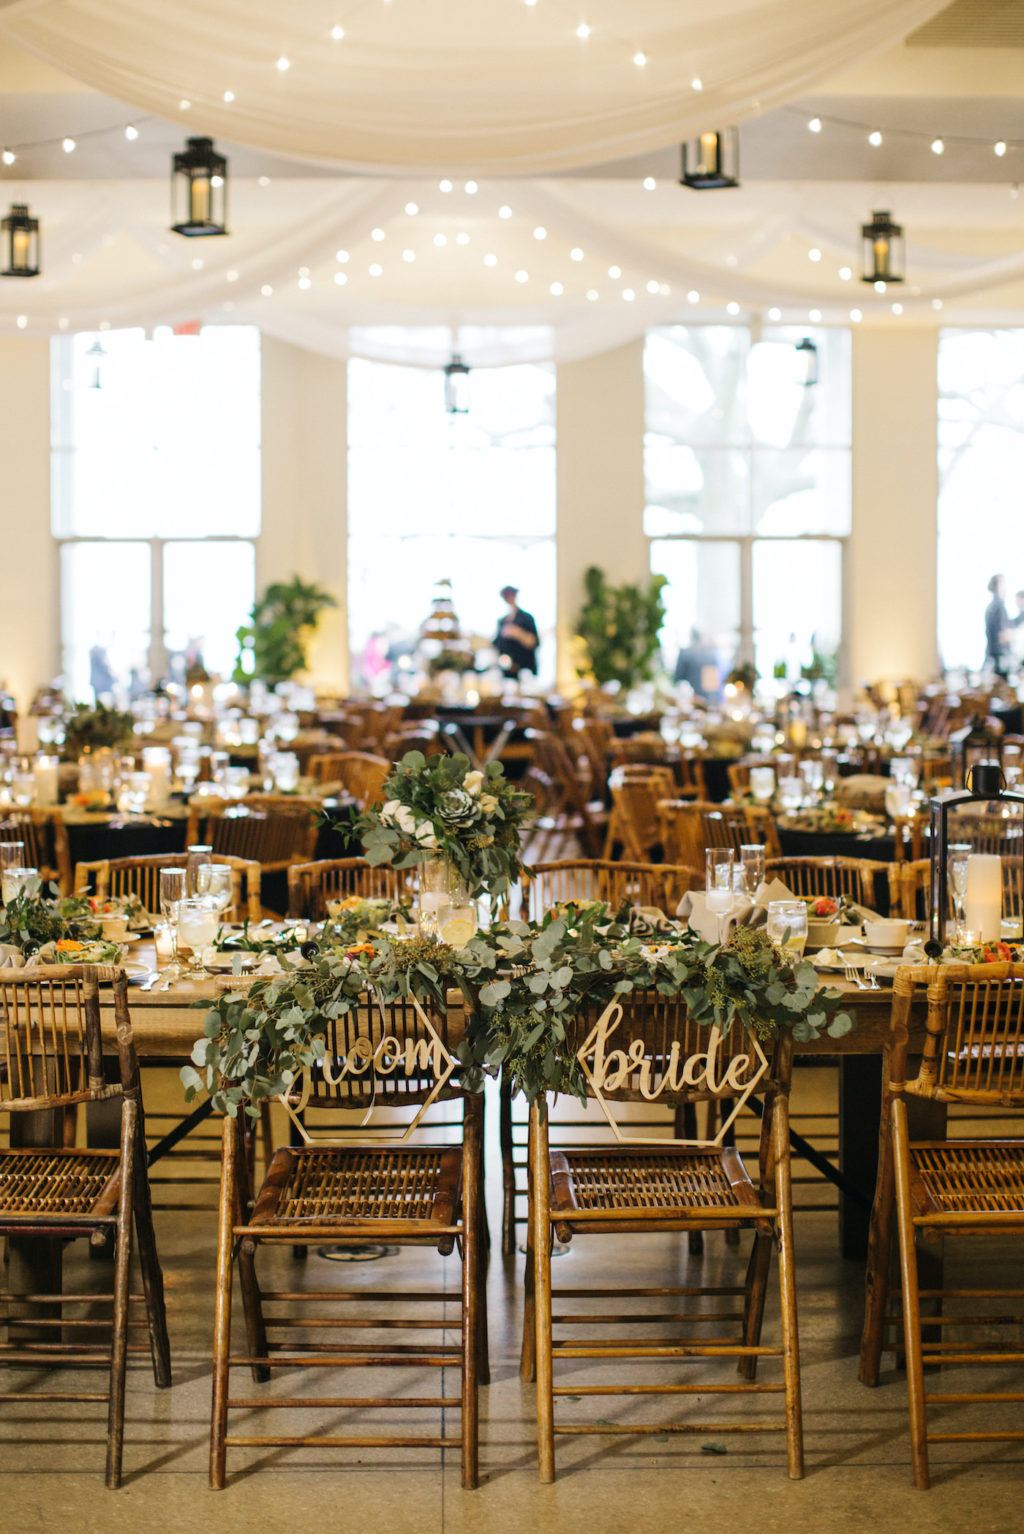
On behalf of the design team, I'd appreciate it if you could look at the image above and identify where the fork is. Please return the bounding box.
[844,963,871,990]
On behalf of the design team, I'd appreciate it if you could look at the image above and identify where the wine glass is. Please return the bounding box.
[948,844,971,942]
[777,776,803,813]
[705,848,735,917]
[158,866,186,977]
[739,844,766,896]
[176,897,221,978]
[749,766,775,804]
[196,862,234,922]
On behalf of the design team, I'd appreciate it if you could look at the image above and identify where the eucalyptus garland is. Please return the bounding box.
[182,902,853,1119]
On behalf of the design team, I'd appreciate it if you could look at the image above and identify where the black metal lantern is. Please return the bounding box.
[950,713,1003,789]
[860,210,904,286]
[86,339,106,390]
[927,762,1024,952]
[680,129,739,189]
[1,203,40,277]
[443,354,470,414]
[171,137,228,237]
[795,336,819,387]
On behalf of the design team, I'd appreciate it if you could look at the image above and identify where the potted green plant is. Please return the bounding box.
[233,575,337,687]
[574,565,667,690]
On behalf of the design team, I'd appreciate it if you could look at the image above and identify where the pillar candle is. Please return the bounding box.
[32,755,59,808]
[964,853,1002,942]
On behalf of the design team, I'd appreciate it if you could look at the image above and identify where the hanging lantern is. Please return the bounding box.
[860,210,904,286]
[795,337,819,387]
[950,712,1004,789]
[679,129,739,189]
[926,762,1024,953]
[86,339,106,390]
[171,137,228,237]
[1,203,40,277]
[444,354,470,414]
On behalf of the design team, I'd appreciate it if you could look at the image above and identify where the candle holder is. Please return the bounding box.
[926,761,1024,955]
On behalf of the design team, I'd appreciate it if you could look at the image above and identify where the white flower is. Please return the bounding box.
[414,821,438,849]
[381,800,418,836]
[479,793,499,815]
[464,770,485,796]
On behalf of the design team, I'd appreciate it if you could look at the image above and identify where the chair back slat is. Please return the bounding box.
[764,856,887,909]
[0,966,128,1113]
[522,860,699,922]
[287,857,413,920]
[74,852,259,922]
[901,963,1024,1103]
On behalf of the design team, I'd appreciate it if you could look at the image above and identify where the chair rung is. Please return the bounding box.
[553,1383,784,1396]
[926,1393,1024,1404]
[553,1286,745,1298]
[918,1353,1024,1364]
[928,1431,1024,1443]
[261,1290,461,1304]
[0,1390,110,1402]
[554,1421,785,1435]
[553,1312,744,1325]
[265,1317,457,1331]
[263,1340,460,1355]
[0,1352,110,1366]
[228,1397,460,1410]
[229,1355,453,1369]
[553,1343,780,1358]
[224,1435,459,1449]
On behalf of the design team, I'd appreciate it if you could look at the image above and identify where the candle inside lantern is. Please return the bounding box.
[873,237,889,276]
[964,853,1002,941]
[699,131,719,174]
[32,754,59,807]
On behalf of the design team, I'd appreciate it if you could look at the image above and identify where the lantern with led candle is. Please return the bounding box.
[926,762,1024,955]
[950,713,1003,790]
[171,138,228,237]
[443,354,470,414]
[860,210,904,285]
[1,204,40,277]
[680,129,739,189]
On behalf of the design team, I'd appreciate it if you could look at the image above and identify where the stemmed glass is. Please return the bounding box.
[158,866,186,978]
[196,862,235,924]
[738,844,766,897]
[749,766,775,804]
[705,848,735,918]
[176,897,221,978]
[948,844,971,942]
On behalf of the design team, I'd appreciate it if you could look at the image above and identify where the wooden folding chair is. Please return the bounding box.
[0,965,171,1487]
[74,851,261,923]
[523,989,801,1481]
[287,856,416,919]
[209,991,486,1489]
[859,963,1024,1487]
[0,810,72,893]
[764,855,890,911]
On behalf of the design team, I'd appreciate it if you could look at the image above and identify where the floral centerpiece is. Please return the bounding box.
[0,884,105,958]
[183,903,854,1120]
[358,751,533,900]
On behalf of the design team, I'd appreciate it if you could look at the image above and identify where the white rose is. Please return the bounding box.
[479,793,499,814]
[414,821,438,849]
[464,770,485,796]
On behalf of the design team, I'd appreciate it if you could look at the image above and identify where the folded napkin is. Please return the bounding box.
[676,877,798,945]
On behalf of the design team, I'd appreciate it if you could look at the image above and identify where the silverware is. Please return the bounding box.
[843,963,871,990]
[138,971,161,991]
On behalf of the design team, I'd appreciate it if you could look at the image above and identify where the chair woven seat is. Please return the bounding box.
[911,1139,1024,1216]
[551,1146,761,1217]
[250,1144,463,1226]
[0,1146,118,1216]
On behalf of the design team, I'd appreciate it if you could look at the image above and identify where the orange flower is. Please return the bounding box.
[339,895,364,911]
[982,941,1014,963]
[345,942,375,960]
[56,939,84,952]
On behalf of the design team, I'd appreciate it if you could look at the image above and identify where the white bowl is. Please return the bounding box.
[863,918,909,952]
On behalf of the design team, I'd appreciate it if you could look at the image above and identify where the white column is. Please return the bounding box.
[555,339,648,689]
[848,327,938,684]
[259,336,349,690]
[0,338,58,708]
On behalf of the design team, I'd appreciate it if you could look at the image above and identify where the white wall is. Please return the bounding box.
[848,327,939,684]
[259,336,349,690]
[0,337,58,708]
[555,339,648,689]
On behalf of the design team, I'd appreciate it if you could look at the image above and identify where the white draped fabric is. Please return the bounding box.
[0,0,948,174]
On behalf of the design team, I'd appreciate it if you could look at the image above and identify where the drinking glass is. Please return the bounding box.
[120,771,151,817]
[949,843,971,942]
[884,781,913,822]
[223,766,250,799]
[818,750,839,799]
[11,762,35,807]
[1,865,36,905]
[272,752,300,792]
[890,756,919,790]
[196,862,234,920]
[749,766,775,804]
[0,841,26,874]
[176,897,220,977]
[799,759,823,804]
[705,848,735,916]
[739,844,766,895]
[777,776,803,812]
[159,866,187,976]
[766,900,808,960]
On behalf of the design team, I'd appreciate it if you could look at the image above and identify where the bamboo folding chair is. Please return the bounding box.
[0,810,73,893]
[74,852,261,923]
[528,731,610,858]
[859,963,1024,1488]
[308,751,390,810]
[521,858,701,924]
[209,992,486,1490]
[0,966,171,1487]
[287,856,416,920]
[186,796,319,873]
[606,769,677,861]
[658,799,781,868]
[523,990,801,1481]
[764,855,890,912]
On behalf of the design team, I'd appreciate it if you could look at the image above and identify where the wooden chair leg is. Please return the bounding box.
[892,1099,930,1490]
[520,1116,537,1384]
[499,1077,517,1258]
[738,1229,772,1381]
[859,1087,897,1387]
[210,1114,239,1490]
[461,1104,482,1490]
[531,1103,555,1483]
[773,1102,804,1481]
[237,1239,270,1384]
[105,1101,137,1490]
[677,1105,704,1255]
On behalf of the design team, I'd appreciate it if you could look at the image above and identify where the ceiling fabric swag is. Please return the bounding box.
[0,0,949,174]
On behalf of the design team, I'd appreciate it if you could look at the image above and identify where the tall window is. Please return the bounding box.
[938,329,1024,670]
[644,326,851,690]
[347,348,556,687]
[52,326,260,700]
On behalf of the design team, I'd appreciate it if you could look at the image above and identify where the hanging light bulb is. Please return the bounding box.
[171,137,229,236]
[1,203,41,277]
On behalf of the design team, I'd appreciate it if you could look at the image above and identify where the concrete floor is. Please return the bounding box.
[4,1073,1024,1534]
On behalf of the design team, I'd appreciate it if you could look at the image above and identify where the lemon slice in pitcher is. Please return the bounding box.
[439,916,475,948]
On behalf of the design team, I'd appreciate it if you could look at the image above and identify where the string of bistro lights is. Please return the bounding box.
[2,86,1023,331]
